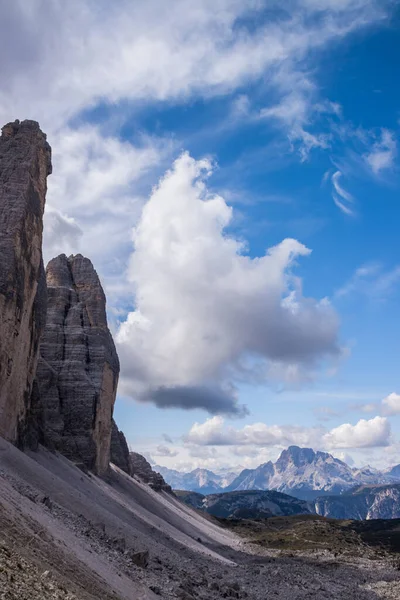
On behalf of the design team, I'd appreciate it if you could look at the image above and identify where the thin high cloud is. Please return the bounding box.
[353,392,400,417]
[154,445,178,458]
[335,262,400,300]
[331,170,355,216]
[116,153,341,413]
[260,91,339,161]
[329,125,398,212]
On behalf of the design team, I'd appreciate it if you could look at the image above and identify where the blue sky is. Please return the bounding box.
[2,0,399,471]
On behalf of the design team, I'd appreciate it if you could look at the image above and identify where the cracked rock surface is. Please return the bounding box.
[30,254,119,475]
[0,119,51,444]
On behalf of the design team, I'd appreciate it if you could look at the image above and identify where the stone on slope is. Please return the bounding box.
[31,254,119,475]
[0,119,52,444]
[110,419,131,475]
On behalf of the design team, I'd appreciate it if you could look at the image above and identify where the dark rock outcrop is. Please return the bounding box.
[129,452,172,492]
[0,120,52,444]
[110,419,131,474]
[31,254,119,475]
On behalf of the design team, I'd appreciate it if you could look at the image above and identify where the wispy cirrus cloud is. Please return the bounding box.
[154,445,178,458]
[331,170,355,216]
[349,392,400,418]
[335,261,400,300]
[313,406,341,422]
[260,92,336,161]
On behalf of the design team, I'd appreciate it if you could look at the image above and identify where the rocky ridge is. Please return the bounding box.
[0,120,52,444]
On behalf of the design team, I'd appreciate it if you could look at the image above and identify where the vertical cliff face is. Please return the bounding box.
[31,254,119,475]
[0,120,52,443]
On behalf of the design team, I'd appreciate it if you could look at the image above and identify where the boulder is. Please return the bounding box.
[126,549,149,569]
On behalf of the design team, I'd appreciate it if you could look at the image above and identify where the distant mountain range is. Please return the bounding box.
[176,484,400,522]
[315,484,400,520]
[154,465,239,495]
[155,446,400,500]
[175,489,311,519]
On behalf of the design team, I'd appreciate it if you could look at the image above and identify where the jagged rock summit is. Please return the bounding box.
[0,120,52,444]
[31,253,120,475]
[226,446,374,499]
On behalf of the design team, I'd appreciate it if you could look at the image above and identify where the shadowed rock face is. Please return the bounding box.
[110,419,131,474]
[31,254,119,475]
[0,120,52,444]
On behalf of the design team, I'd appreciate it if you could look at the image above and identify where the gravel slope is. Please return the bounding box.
[1,437,399,599]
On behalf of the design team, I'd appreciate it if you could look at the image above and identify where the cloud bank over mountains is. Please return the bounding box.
[185,414,391,450]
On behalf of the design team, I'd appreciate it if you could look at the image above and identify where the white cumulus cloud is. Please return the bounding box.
[382,392,400,416]
[184,414,392,450]
[323,416,391,449]
[185,416,324,447]
[116,153,341,413]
